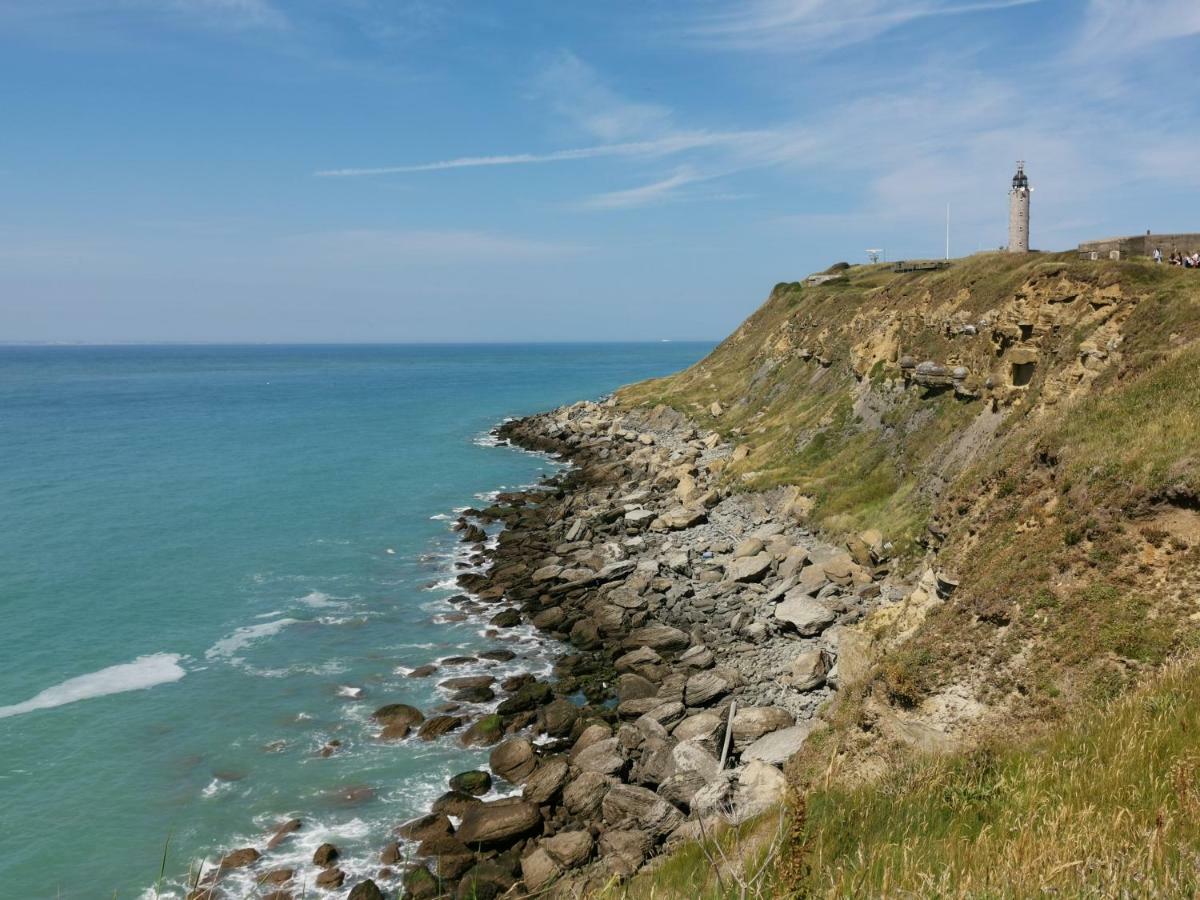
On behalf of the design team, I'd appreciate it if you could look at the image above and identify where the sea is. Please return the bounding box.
[0,343,711,899]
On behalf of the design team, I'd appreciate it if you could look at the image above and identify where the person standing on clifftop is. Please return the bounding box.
[1154,247,1163,264]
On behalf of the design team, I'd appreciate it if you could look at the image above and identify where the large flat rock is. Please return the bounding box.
[742,722,818,766]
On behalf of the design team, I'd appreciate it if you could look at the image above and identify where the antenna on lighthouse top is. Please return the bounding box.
[866,248,882,264]
[1012,161,1029,191]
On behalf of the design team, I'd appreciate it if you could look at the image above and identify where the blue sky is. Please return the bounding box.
[2,0,1198,342]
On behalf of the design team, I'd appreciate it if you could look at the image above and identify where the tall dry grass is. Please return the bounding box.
[791,656,1200,898]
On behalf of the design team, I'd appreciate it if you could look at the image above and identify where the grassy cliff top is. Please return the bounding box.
[612,252,1200,896]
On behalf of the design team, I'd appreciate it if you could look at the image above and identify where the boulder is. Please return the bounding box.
[599,829,653,877]
[417,714,463,741]
[460,713,503,748]
[569,723,612,759]
[725,551,773,584]
[672,712,725,755]
[315,867,345,890]
[822,553,859,586]
[414,835,474,880]
[657,771,708,809]
[532,607,566,630]
[562,771,612,819]
[630,737,676,787]
[532,564,564,583]
[742,723,817,766]
[794,564,830,597]
[219,847,260,869]
[731,538,766,559]
[379,722,411,741]
[402,866,439,900]
[266,818,302,850]
[432,790,482,818]
[540,698,579,737]
[786,648,834,691]
[456,799,543,848]
[522,756,570,805]
[657,507,708,531]
[732,759,789,822]
[541,830,593,869]
[449,770,492,796]
[455,861,517,900]
[380,842,401,864]
[490,738,537,784]
[625,508,657,529]
[731,707,795,751]
[488,608,521,628]
[568,617,600,648]
[347,880,385,900]
[623,623,689,651]
[775,592,836,636]
[520,847,562,893]
[616,673,659,702]
[642,700,686,728]
[496,681,553,715]
[574,737,626,777]
[311,842,339,867]
[677,645,715,669]
[778,547,810,580]
[615,646,663,675]
[371,703,424,728]
[396,813,452,843]
[602,783,685,838]
[684,671,730,707]
[671,740,721,780]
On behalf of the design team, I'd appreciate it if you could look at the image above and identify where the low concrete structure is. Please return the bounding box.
[1078,233,1200,260]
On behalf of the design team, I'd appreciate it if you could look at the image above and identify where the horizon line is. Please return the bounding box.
[0,339,720,348]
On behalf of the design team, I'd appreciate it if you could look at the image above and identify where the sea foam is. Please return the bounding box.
[0,653,185,719]
[206,618,300,660]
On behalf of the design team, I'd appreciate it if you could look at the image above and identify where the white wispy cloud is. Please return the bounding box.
[530,50,672,142]
[580,169,711,210]
[281,229,583,263]
[685,0,1043,50]
[313,131,768,177]
[1075,0,1200,57]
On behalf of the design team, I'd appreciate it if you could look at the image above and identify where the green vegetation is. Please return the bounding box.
[617,252,1200,899]
[1048,345,1200,503]
[596,813,788,900]
[788,655,1200,898]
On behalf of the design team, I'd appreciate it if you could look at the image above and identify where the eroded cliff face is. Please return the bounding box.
[620,252,1200,774]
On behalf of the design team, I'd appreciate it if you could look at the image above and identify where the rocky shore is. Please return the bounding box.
[191,398,894,900]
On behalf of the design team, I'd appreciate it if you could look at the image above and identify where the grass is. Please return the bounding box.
[1047,345,1200,504]
[594,811,789,900]
[786,654,1200,898]
[610,253,1200,898]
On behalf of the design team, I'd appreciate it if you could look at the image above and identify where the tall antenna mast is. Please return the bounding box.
[945,203,950,260]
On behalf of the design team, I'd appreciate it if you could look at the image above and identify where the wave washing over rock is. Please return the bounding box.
[183,396,896,899]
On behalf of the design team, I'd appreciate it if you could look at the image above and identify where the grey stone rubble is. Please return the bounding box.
[189,397,895,900]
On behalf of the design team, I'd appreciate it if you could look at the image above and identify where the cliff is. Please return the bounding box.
[613,251,1200,896]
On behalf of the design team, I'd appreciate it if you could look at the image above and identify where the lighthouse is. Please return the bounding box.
[1008,161,1030,253]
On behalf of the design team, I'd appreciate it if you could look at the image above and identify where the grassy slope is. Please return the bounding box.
[788,655,1200,898]
[615,252,1200,897]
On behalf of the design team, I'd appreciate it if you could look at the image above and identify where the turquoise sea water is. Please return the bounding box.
[0,343,711,898]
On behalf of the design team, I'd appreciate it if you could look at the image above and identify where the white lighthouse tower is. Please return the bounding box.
[1008,161,1030,253]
